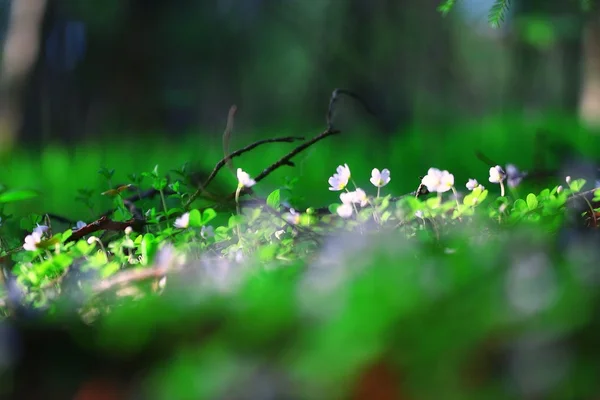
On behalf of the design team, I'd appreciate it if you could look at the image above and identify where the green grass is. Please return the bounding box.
[3,112,598,221]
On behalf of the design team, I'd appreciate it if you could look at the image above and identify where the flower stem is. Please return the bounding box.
[235,185,243,240]
[159,189,169,228]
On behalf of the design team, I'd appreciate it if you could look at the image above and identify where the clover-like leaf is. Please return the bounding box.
[267,189,281,209]
[526,193,538,210]
[201,208,217,225]
[188,209,202,227]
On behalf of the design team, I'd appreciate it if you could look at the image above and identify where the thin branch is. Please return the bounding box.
[326,88,376,131]
[66,216,146,243]
[229,128,341,201]
[91,262,181,295]
[185,135,305,208]
[223,105,237,175]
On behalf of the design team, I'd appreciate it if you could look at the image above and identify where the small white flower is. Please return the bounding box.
[73,221,86,230]
[556,185,563,194]
[352,188,368,207]
[421,168,454,193]
[328,164,351,191]
[370,168,391,188]
[124,226,133,235]
[466,179,480,191]
[284,208,301,225]
[489,165,506,183]
[33,224,49,236]
[415,210,424,219]
[565,176,571,185]
[201,225,214,239]
[23,231,43,252]
[87,236,98,245]
[237,168,256,188]
[339,188,368,207]
[336,203,354,218]
[174,212,190,229]
[506,164,526,188]
[340,191,354,204]
[274,229,286,240]
[234,249,245,263]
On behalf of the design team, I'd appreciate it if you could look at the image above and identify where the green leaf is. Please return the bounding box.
[266,189,281,209]
[101,262,121,278]
[570,179,586,193]
[188,209,202,227]
[488,0,511,29]
[258,244,279,262]
[328,204,339,214]
[437,0,456,16]
[478,189,489,203]
[463,193,476,207]
[513,199,527,213]
[201,208,217,225]
[526,193,538,210]
[228,214,246,228]
[61,229,73,242]
[141,234,158,265]
[0,189,38,203]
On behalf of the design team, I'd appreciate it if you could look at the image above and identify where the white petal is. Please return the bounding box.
[336,203,354,218]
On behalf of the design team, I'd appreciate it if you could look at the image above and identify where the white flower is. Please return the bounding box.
[506,164,526,188]
[353,188,368,206]
[466,179,479,191]
[274,229,286,240]
[73,221,86,230]
[33,224,49,236]
[124,226,133,235]
[328,163,351,191]
[201,225,214,239]
[339,188,368,207]
[370,168,391,188]
[174,212,190,229]
[336,203,354,218]
[489,165,506,183]
[23,231,43,252]
[421,168,454,193]
[284,208,301,225]
[87,236,98,245]
[556,185,563,194]
[340,191,354,204]
[236,168,256,188]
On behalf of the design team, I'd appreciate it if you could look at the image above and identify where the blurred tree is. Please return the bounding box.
[0,0,48,154]
[506,0,584,115]
[579,7,600,128]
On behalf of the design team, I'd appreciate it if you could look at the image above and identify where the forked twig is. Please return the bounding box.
[227,128,341,200]
[223,105,237,175]
[184,135,305,208]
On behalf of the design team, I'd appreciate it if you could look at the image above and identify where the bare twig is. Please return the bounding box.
[92,263,181,295]
[228,128,341,201]
[327,88,377,131]
[185,135,305,208]
[223,105,237,175]
[66,216,146,243]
